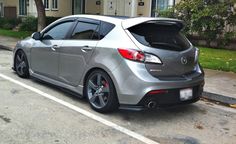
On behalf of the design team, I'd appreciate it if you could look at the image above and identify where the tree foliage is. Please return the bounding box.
[159,0,236,46]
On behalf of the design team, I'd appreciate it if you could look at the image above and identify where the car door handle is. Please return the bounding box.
[81,46,93,53]
[51,45,60,51]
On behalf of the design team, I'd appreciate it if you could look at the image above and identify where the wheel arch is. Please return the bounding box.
[13,49,28,69]
[82,67,120,103]
[14,48,30,78]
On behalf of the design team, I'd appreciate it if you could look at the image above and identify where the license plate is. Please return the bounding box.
[180,88,193,101]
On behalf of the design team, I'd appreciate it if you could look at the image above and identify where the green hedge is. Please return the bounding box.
[19,16,61,32]
[158,0,236,47]
[46,16,61,26]
[0,16,61,32]
[0,17,21,30]
[19,17,38,31]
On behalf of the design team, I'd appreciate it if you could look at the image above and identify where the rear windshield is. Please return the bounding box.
[128,22,191,51]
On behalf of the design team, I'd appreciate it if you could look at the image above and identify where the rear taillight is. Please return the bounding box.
[118,48,145,62]
[148,90,168,95]
[118,48,162,64]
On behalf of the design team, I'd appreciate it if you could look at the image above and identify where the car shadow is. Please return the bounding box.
[111,104,207,123]
[31,77,87,104]
[25,73,206,122]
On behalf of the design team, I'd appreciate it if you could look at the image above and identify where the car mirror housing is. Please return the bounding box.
[32,32,41,40]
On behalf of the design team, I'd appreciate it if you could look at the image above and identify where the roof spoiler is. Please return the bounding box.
[122,17,185,30]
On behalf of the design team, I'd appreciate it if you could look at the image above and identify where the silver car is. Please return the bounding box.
[13,15,204,113]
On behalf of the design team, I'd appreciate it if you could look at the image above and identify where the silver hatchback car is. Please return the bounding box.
[13,15,204,113]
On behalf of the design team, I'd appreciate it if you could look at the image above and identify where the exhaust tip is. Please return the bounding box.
[147,101,157,109]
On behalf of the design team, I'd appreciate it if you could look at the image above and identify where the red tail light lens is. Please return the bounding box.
[148,90,168,95]
[118,48,145,62]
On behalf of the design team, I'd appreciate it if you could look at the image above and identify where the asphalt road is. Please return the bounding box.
[0,49,236,144]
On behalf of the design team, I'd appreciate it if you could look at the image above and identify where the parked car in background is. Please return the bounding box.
[13,15,204,113]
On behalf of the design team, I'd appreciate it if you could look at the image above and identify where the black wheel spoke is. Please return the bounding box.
[16,63,21,69]
[19,66,24,75]
[89,94,97,103]
[19,61,26,68]
[97,74,101,86]
[17,55,21,62]
[88,80,97,90]
[98,95,106,107]
[15,51,29,78]
[87,72,111,109]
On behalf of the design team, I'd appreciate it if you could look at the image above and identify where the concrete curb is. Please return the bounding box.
[0,45,13,51]
[202,91,236,105]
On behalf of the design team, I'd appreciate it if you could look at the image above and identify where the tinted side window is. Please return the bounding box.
[128,23,190,51]
[100,22,115,39]
[71,22,99,40]
[43,21,74,40]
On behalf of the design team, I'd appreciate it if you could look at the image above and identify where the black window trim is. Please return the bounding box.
[99,21,115,40]
[67,17,101,41]
[41,18,77,40]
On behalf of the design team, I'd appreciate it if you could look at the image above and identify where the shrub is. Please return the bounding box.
[46,17,61,26]
[18,16,61,32]
[0,18,7,28]
[19,16,37,32]
[0,17,21,29]
[3,23,14,30]
[1,16,61,32]
[159,0,236,47]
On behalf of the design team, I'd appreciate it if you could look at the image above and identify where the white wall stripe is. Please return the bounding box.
[0,73,160,144]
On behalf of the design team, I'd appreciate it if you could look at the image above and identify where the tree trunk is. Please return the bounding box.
[34,0,46,31]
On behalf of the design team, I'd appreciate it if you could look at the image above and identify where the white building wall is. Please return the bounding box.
[28,0,37,17]
[103,0,151,17]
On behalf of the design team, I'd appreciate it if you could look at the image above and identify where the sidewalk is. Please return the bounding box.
[0,35,19,51]
[203,69,236,106]
[0,35,236,106]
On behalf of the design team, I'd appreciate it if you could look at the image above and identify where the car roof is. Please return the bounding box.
[44,15,183,32]
[62,14,181,24]
[63,15,126,24]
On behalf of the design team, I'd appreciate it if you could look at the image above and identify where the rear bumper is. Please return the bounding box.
[110,60,204,105]
[137,84,203,108]
[119,97,200,111]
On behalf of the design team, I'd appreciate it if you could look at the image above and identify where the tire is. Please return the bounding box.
[15,50,29,78]
[85,70,119,113]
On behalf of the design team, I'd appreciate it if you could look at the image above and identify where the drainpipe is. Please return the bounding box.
[131,0,137,17]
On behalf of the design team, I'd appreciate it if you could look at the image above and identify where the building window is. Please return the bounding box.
[151,0,175,17]
[73,0,83,14]
[19,0,27,15]
[52,0,58,10]
[157,0,168,11]
[44,0,49,10]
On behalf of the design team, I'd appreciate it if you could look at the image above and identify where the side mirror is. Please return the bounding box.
[32,32,41,40]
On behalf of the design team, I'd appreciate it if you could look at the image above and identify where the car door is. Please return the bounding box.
[58,18,100,86]
[31,20,75,80]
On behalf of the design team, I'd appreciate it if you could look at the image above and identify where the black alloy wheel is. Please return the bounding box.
[85,70,119,113]
[15,50,29,78]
